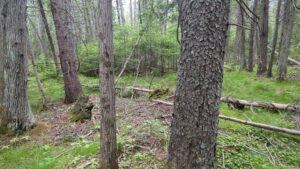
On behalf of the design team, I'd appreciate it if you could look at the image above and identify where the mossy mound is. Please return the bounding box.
[120,89,140,99]
[67,96,94,122]
[29,122,50,136]
[149,88,170,99]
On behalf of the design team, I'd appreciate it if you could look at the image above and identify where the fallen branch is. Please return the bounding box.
[267,46,300,66]
[288,57,300,66]
[152,99,300,136]
[115,86,153,93]
[117,86,300,113]
[220,97,300,112]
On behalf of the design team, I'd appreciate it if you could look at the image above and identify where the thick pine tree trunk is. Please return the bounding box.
[267,0,282,77]
[51,0,82,103]
[257,0,269,75]
[277,0,295,80]
[98,0,119,168]
[0,0,35,132]
[247,0,258,72]
[167,1,230,168]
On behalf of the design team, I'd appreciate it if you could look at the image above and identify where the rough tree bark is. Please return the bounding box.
[257,0,269,75]
[0,0,35,132]
[247,0,258,72]
[277,0,296,80]
[233,3,246,70]
[167,1,230,168]
[98,0,119,168]
[37,0,60,75]
[267,0,282,77]
[51,0,82,103]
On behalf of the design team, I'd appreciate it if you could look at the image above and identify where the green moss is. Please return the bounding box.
[149,88,170,99]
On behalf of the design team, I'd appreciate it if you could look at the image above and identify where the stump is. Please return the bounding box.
[67,96,94,122]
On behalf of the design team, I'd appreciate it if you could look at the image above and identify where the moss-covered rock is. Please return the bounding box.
[149,88,170,99]
[67,96,94,122]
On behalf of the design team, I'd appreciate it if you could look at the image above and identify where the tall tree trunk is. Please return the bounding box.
[51,0,82,103]
[27,39,48,107]
[119,0,125,24]
[0,0,5,132]
[98,0,118,168]
[133,0,138,25]
[0,0,35,132]
[115,0,121,24]
[167,0,230,168]
[37,0,60,75]
[233,3,246,70]
[257,0,269,75]
[138,0,143,24]
[130,0,133,26]
[277,0,295,80]
[82,0,93,43]
[267,0,282,77]
[247,0,258,72]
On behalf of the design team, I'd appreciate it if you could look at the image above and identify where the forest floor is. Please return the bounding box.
[1,67,300,169]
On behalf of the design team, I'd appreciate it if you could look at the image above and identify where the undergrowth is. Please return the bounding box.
[2,67,299,168]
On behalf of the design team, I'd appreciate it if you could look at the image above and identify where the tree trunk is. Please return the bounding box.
[247,0,258,72]
[130,0,133,26]
[257,0,269,75]
[138,0,143,24]
[119,0,125,24]
[233,3,246,70]
[82,0,93,43]
[115,0,121,24]
[267,0,282,77]
[51,0,82,103]
[133,0,138,25]
[167,1,230,168]
[277,0,295,80]
[28,39,48,107]
[37,0,60,75]
[0,0,35,132]
[0,0,5,131]
[98,0,119,168]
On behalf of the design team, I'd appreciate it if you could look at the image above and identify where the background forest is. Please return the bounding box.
[1,0,300,168]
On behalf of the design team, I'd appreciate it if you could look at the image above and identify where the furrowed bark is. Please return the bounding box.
[167,1,230,168]
[257,0,269,75]
[0,0,35,132]
[51,0,83,103]
[277,0,296,80]
[98,0,119,168]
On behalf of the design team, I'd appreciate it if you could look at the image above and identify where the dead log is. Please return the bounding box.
[115,86,154,93]
[267,46,300,66]
[152,99,300,136]
[117,86,300,112]
[288,58,300,66]
[220,97,300,112]
[219,115,300,136]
